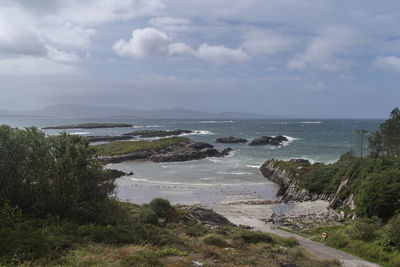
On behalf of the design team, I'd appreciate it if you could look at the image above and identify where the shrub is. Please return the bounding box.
[349,216,382,241]
[281,237,299,247]
[203,235,228,247]
[355,169,400,221]
[239,231,275,244]
[383,215,400,249]
[149,198,175,219]
[138,207,159,225]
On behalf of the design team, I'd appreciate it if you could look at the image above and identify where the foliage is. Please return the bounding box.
[149,198,175,219]
[382,215,400,250]
[202,235,228,247]
[94,136,190,156]
[355,169,400,221]
[348,216,382,241]
[315,222,400,267]
[0,126,115,223]
[238,230,275,244]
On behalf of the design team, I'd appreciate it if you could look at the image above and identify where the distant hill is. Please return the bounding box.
[1,104,282,119]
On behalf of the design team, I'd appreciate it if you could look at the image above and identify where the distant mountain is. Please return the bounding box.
[1,104,282,119]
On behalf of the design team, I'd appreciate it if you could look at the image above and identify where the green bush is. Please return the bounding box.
[356,169,400,221]
[383,215,400,249]
[203,235,228,247]
[138,207,159,225]
[149,198,175,219]
[239,231,275,244]
[282,237,299,247]
[348,216,382,241]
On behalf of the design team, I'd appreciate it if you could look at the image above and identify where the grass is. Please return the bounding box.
[310,223,400,267]
[94,136,190,156]
[1,200,341,267]
[43,123,133,129]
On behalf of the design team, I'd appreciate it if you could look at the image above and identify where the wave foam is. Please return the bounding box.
[181,130,214,136]
[301,121,322,124]
[245,165,260,169]
[70,132,91,135]
[216,171,253,175]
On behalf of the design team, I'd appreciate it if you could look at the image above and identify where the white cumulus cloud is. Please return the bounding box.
[113,27,170,58]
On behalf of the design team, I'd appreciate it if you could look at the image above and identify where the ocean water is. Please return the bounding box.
[1,117,381,187]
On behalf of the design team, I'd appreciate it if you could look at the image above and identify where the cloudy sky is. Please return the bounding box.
[0,0,399,118]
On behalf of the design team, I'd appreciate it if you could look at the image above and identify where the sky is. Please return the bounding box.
[0,0,399,118]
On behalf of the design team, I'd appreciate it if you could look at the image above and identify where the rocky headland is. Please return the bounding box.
[249,135,288,146]
[215,136,248,143]
[259,159,348,231]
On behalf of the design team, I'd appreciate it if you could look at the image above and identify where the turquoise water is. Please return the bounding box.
[0,117,381,186]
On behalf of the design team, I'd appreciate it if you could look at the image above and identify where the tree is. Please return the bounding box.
[0,126,116,223]
[355,129,368,157]
[355,169,400,221]
[368,131,385,158]
[380,108,400,157]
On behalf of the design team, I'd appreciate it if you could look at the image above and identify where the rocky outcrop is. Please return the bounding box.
[107,169,134,179]
[215,136,248,143]
[249,135,288,146]
[100,140,232,164]
[123,129,193,138]
[260,159,331,202]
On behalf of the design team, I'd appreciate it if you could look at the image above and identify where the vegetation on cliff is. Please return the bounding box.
[267,108,400,267]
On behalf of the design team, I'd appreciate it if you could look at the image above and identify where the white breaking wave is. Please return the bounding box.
[70,132,91,135]
[245,165,260,169]
[181,130,214,136]
[130,178,149,182]
[216,171,253,175]
[300,121,322,124]
[145,125,164,128]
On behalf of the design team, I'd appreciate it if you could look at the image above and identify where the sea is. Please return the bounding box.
[1,117,381,188]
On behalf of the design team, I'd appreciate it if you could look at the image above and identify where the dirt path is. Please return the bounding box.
[214,202,381,267]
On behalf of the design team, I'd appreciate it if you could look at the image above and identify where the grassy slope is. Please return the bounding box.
[1,201,340,267]
[94,137,190,156]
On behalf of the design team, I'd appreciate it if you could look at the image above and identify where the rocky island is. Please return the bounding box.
[249,135,288,146]
[43,123,133,129]
[215,136,248,143]
[95,136,232,163]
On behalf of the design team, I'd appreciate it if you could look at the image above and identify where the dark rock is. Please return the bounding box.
[215,136,248,143]
[107,169,134,179]
[123,129,193,138]
[187,142,214,150]
[249,135,288,146]
[181,206,232,227]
